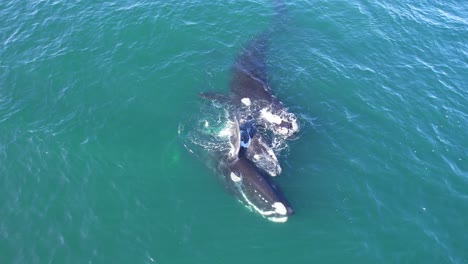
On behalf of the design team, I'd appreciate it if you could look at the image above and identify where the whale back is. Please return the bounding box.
[229,32,280,106]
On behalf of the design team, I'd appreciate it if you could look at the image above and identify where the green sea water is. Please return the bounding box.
[1,0,467,263]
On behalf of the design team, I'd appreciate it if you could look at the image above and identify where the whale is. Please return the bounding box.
[217,116,294,222]
[201,0,299,177]
[200,31,298,177]
[201,32,299,139]
[201,92,283,177]
[222,155,294,222]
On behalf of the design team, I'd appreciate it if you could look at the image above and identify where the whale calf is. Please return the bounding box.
[217,117,294,222]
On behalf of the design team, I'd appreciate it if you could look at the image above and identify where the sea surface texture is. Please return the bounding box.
[1,0,467,263]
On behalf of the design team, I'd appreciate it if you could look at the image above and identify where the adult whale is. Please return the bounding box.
[202,0,299,139]
[200,30,299,177]
[201,32,299,138]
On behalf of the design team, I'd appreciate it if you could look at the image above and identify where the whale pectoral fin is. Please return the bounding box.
[199,92,230,104]
[231,116,241,158]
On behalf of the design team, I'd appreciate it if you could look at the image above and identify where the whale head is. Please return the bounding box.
[226,156,294,222]
[246,136,282,176]
[259,108,299,138]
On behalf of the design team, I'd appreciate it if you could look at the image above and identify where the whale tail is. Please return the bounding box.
[229,0,289,104]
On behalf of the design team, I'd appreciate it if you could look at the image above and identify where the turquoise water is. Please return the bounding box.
[1,0,467,263]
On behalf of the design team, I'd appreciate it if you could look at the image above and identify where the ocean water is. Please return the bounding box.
[1,0,467,263]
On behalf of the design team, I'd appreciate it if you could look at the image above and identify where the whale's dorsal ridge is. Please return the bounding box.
[229,31,276,104]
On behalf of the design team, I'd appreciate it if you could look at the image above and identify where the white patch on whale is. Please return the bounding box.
[273,202,287,215]
[230,172,242,182]
[259,108,300,137]
[241,97,251,106]
[240,137,250,148]
[260,108,282,124]
[267,148,277,160]
[236,185,288,223]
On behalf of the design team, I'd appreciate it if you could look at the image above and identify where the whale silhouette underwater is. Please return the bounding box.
[197,21,301,222]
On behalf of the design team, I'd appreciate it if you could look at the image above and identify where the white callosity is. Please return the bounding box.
[230,172,242,182]
[241,97,251,106]
[273,202,287,215]
[260,108,282,124]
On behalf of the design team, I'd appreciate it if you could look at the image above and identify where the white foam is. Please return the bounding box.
[278,127,289,135]
[291,118,299,133]
[218,127,231,137]
[260,108,282,125]
[268,216,288,223]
